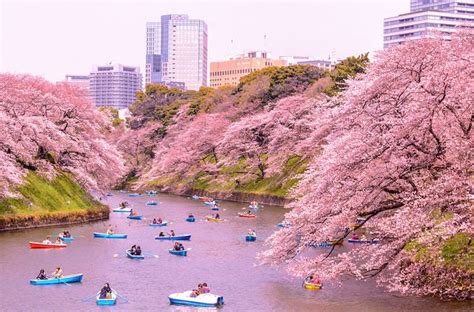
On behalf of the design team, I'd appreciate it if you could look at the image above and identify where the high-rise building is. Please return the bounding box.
[89,64,142,109]
[210,51,287,88]
[145,22,162,85]
[160,14,208,90]
[384,0,474,49]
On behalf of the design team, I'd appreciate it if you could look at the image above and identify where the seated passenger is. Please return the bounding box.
[159,232,166,237]
[351,233,359,240]
[157,218,162,224]
[51,267,63,278]
[106,226,114,235]
[201,282,210,293]
[152,218,157,224]
[130,245,137,255]
[42,236,52,244]
[135,246,142,256]
[170,230,175,237]
[99,283,112,299]
[36,269,47,280]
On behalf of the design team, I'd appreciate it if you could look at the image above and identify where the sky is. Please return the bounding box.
[0,0,409,82]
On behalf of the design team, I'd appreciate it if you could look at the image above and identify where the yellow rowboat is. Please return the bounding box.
[206,216,223,222]
[303,281,322,290]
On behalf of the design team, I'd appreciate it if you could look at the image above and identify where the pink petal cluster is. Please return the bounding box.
[0,74,124,196]
[260,31,473,299]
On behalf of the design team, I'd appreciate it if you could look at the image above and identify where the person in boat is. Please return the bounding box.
[201,283,210,293]
[106,226,114,235]
[54,237,62,244]
[173,242,181,251]
[351,233,359,240]
[52,267,63,278]
[170,230,175,237]
[152,218,157,224]
[188,213,194,218]
[214,213,220,219]
[190,289,200,297]
[305,274,321,285]
[99,283,112,299]
[129,209,136,216]
[157,217,163,224]
[248,229,256,236]
[178,243,184,251]
[159,231,166,237]
[247,210,253,215]
[360,234,367,241]
[130,245,137,255]
[61,230,70,238]
[135,246,142,256]
[42,236,52,244]
[36,269,47,280]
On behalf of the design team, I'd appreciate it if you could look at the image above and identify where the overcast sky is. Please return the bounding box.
[0,0,408,82]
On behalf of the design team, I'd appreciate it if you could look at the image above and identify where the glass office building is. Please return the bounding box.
[145,22,162,84]
[384,0,474,48]
[89,64,142,109]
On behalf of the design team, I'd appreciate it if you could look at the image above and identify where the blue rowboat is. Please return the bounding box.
[126,249,145,260]
[169,291,224,307]
[59,236,74,243]
[245,235,257,241]
[93,232,127,239]
[348,239,379,244]
[149,221,168,227]
[169,249,187,256]
[185,217,195,222]
[309,242,334,247]
[211,207,220,211]
[127,215,143,220]
[30,273,83,285]
[146,201,158,206]
[128,193,140,197]
[155,234,191,241]
[96,292,117,305]
[106,193,113,196]
[276,223,291,228]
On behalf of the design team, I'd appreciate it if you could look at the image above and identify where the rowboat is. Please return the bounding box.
[127,215,143,220]
[155,234,191,241]
[169,291,224,307]
[204,201,216,206]
[106,193,113,196]
[248,204,260,210]
[303,281,322,290]
[145,190,158,195]
[93,232,127,239]
[169,249,188,256]
[113,207,132,213]
[211,207,220,211]
[126,249,145,260]
[309,242,334,247]
[186,217,196,222]
[59,236,74,243]
[191,195,200,200]
[96,292,117,305]
[276,223,291,228]
[29,242,67,249]
[245,235,257,241]
[30,273,83,285]
[206,216,222,222]
[146,201,158,206]
[238,213,256,218]
[128,193,140,197]
[149,221,168,227]
[348,239,379,244]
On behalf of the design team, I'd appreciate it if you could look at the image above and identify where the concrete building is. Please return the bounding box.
[297,59,334,70]
[279,55,310,65]
[210,51,287,88]
[64,75,90,91]
[384,0,474,48]
[159,14,208,90]
[145,22,162,85]
[89,64,142,109]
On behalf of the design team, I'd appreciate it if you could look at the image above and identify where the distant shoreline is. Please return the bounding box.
[0,206,109,232]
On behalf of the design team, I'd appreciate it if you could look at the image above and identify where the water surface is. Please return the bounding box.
[0,192,471,311]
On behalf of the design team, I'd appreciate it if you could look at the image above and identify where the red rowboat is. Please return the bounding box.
[29,242,67,249]
[238,213,257,218]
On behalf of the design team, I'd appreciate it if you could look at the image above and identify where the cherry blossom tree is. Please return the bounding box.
[0,74,124,196]
[260,32,473,299]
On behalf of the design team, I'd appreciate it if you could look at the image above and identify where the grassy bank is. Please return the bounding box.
[0,171,108,230]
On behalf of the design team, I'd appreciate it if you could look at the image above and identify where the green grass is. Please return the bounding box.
[0,171,100,216]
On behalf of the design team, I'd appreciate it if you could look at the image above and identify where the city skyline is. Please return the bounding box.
[0,0,408,82]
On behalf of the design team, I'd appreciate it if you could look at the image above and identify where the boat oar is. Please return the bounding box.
[112,289,129,303]
[143,252,159,258]
[61,280,72,287]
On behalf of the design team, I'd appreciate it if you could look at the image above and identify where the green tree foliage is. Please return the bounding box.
[324,53,370,96]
